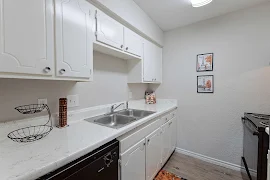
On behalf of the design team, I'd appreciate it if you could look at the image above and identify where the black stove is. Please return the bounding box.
[242,112,269,180]
[244,113,269,131]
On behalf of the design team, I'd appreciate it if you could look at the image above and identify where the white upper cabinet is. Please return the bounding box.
[146,128,162,180]
[55,0,94,79]
[0,0,54,76]
[96,10,124,50]
[121,139,146,180]
[154,45,162,82]
[143,40,155,82]
[143,40,162,83]
[124,28,142,57]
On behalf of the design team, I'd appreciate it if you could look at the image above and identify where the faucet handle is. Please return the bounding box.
[126,101,129,109]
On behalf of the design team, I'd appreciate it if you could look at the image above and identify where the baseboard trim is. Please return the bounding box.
[175,147,257,177]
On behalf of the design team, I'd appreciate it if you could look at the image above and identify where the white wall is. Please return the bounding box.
[0,52,147,122]
[152,2,270,166]
[90,0,164,46]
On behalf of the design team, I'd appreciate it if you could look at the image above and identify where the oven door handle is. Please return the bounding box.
[242,117,259,136]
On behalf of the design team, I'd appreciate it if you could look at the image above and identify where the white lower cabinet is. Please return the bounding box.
[118,109,177,180]
[161,120,172,165]
[146,128,162,180]
[120,139,146,180]
[171,117,177,154]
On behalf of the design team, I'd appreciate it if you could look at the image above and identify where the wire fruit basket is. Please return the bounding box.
[7,104,53,143]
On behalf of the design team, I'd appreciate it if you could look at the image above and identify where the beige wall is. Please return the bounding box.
[152,2,270,166]
[0,52,147,122]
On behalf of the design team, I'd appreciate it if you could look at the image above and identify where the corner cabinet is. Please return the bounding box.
[55,0,94,79]
[0,0,54,76]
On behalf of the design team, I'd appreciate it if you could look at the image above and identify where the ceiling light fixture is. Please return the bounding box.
[190,0,212,7]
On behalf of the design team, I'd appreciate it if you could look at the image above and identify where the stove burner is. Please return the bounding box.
[260,121,269,127]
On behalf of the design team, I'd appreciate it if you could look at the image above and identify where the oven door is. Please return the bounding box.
[242,117,258,180]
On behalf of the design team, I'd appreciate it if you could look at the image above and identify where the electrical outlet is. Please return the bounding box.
[38,98,47,105]
[67,95,79,108]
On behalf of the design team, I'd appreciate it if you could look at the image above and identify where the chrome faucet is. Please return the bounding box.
[126,101,129,109]
[111,103,124,113]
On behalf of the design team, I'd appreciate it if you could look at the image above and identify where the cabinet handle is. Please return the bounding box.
[59,69,66,74]
[147,139,150,144]
[126,47,129,50]
[143,142,146,146]
[44,67,51,73]
[121,45,124,49]
[169,122,172,126]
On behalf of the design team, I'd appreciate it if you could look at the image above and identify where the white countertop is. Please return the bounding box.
[266,127,269,135]
[0,99,177,180]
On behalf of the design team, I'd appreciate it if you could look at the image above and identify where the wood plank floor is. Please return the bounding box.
[163,152,249,180]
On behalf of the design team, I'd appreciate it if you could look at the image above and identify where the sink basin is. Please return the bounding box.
[85,109,156,129]
[85,114,136,129]
[117,109,155,118]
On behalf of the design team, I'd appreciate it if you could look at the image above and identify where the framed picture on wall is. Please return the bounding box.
[196,53,213,72]
[197,75,214,93]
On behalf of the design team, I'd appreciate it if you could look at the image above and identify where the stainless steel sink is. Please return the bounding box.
[95,114,136,127]
[117,109,155,118]
[85,109,156,129]
[85,114,136,129]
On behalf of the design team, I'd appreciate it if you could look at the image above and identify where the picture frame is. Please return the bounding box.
[196,53,213,72]
[197,75,214,93]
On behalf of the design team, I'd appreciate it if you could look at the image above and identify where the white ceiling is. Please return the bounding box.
[133,0,270,31]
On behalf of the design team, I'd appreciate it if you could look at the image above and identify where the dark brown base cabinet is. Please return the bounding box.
[38,140,119,180]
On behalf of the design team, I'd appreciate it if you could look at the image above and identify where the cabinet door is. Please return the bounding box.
[154,46,162,83]
[146,128,162,180]
[55,0,94,79]
[161,120,171,165]
[170,117,177,154]
[124,28,142,57]
[121,139,146,180]
[0,0,54,76]
[96,10,124,50]
[143,40,156,82]
[143,40,163,83]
